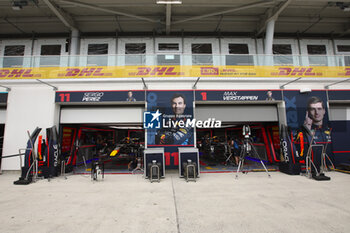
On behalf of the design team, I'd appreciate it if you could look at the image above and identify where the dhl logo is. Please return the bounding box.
[134,67,179,75]
[201,67,219,75]
[58,68,112,77]
[0,69,41,78]
[344,68,350,76]
[0,65,346,79]
[275,67,318,76]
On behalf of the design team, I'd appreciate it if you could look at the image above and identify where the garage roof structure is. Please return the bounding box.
[1,0,350,37]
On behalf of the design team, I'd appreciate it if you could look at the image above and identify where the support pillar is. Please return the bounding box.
[69,28,79,66]
[264,18,275,65]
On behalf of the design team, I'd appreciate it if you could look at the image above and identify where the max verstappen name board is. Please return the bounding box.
[195,90,282,101]
[55,91,145,103]
[1,65,350,79]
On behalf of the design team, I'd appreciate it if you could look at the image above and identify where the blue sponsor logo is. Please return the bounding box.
[143,109,162,129]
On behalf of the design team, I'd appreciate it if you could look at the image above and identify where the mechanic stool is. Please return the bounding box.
[183,160,197,182]
[148,160,160,183]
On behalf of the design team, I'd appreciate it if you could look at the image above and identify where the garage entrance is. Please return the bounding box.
[59,105,145,173]
[195,103,281,171]
[0,94,7,171]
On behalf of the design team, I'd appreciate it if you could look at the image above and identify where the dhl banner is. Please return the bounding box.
[1,65,350,79]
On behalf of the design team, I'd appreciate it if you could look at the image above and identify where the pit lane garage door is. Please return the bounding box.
[329,104,350,121]
[195,104,278,122]
[60,106,144,124]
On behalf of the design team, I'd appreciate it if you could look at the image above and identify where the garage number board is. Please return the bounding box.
[195,90,282,101]
[55,90,145,103]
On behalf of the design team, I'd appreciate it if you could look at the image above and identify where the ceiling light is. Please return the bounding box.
[156,1,182,4]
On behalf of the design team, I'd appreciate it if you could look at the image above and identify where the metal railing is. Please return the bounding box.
[0,54,349,68]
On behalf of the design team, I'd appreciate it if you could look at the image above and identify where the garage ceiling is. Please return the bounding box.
[1,0,350,38]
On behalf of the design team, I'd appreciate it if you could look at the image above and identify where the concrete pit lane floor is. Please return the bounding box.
[0,171,349,233]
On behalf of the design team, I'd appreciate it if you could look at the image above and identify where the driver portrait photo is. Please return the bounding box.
[303,96,326,130]
[299,96,331,152]
[126,91,136,102]
[171,93,186,117]
[265,90,275,101]
[155,93,193,145]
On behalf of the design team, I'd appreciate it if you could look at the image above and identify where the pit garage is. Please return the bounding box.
[56,89,286,173]
[56,91,145,174]
[0,110,5,170]
[195,101,283,171]
[0,93,7,171]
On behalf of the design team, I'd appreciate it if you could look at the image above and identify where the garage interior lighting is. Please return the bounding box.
[108,126,143,129]
[156,1,182,4]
